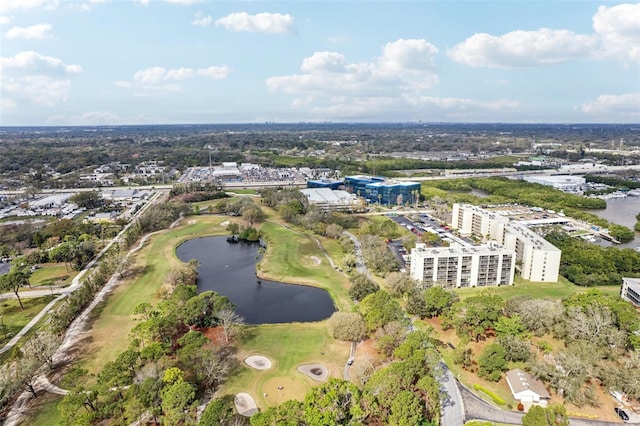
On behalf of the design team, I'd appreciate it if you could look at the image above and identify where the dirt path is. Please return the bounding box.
[4,209,178,426]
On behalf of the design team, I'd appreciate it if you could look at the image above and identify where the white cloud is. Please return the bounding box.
[0,50,81,74]
[215,12,294,34]
[448,3,640,68]
[0,51,81,108]
[592,3,640,62]
[77,0,110,11]
[192,11,211,26]
[268,38,438,96]
[196,66,232,79]
[165,0,202,4]
[133,0,149,5]
[448,28,596,68]
[116,65,231,94]
[47,112,157,125]
[581,93,640,119]
[5,23,53,39]
[0,0,57,14]
[266,38,453,119]
[0,16,14,25]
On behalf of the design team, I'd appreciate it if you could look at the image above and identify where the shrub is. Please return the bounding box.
[473,384,506,405]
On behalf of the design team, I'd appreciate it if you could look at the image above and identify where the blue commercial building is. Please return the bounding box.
[307,179,343,190]
[344,175,421,205]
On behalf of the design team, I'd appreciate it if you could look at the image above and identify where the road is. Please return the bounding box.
[0,190,164,356]
[343,342,357,381]
[438,361,465,426]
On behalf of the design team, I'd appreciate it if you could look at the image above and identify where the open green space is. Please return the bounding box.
[259,221,352,312]
[78,215,231,377]
[21,394,64,426]
[0,295,55,347]
[28,263,74,288]
[223,322,349,408]
[456,275,621,300]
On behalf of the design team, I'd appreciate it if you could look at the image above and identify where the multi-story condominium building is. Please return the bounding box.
[621,277,640,307]
[451,204,561,282]
[410,242,515,288]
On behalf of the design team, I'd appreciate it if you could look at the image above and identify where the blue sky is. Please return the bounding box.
[1,0,638,125]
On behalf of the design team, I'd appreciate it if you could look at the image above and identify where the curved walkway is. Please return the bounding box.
[3,192,169,426]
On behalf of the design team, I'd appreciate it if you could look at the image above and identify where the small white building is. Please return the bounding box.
[506,369,550,406]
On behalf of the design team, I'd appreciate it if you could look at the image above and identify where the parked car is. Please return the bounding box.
[615,407,629,422]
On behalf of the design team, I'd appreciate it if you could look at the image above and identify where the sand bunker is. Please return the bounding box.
[245,355,272,370]
[220,220,230,227]
[297,363,328,382]
[310,256,322,265]
[234,392,258,416]
[188,220,196,224]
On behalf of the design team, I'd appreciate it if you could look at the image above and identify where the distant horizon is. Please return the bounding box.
[1,121,640,129]
[1,1,638,126]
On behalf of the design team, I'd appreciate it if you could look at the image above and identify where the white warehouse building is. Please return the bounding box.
[410,242,515,288]
[523,175,586,194]
[452,204,561,282]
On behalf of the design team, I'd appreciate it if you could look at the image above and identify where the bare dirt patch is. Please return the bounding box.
[197,326,227,346]
[297,364,328,382]
[234,392,258,417]
[244,355,272,370]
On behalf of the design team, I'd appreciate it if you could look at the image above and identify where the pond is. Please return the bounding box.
[176,236,336,325]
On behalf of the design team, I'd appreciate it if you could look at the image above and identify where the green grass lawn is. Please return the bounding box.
[78,215,232,376]
[259,221,352,312]
[0,296,56,347]
[456,275,621,300]
[20,394,63,426]
[222,322,350,409]
[28,263,74,288]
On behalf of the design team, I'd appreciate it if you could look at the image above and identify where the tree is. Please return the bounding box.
[242,205,266,227]
[423,286,459,318]
[70,191,103,209]
[199,396,236,426]
[359,291,404,332]
[522,404,569,426]
[385,272,415,296]
[216,308,245,343]
[494,314,526,337]
[328,312,367,342]
[375,321,406,357]
[21,331,62,370]
[388,390,424,426]
[348,272,379,302]
[161,379,197,426]
[0,266,31,310]
[478,343,507,381]
[303,378,365,426]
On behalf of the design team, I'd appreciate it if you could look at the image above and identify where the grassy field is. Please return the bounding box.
[259,221,352,312]
[28,263,74,288]
[222,322,350,409]
[76,215,231,377]
[0,296,56,347]
[21,394,63,426]
[456,275,621,300]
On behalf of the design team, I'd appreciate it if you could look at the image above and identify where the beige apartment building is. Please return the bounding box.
[410,242,515,288]
[451,204,561,282]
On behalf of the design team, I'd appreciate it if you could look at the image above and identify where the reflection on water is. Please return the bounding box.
[176,236,336,325]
